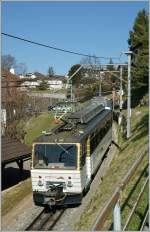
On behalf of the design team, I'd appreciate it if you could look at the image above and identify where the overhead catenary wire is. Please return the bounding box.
[2,32,120,60]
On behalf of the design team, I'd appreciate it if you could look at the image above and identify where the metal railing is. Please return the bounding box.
[91,145,149,231]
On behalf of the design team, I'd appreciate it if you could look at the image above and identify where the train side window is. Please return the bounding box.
[107,121,110,131]
[89,116,112,155]
[100,126,105,138]
[106,119,111,132]
[90,135,98,154]
[90,138,93,154]
[97,130,101,143]
[104,123,107,135]
[80,142,86,167]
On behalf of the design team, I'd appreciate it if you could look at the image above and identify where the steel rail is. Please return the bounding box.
[25,208,65,231]
[42,209,65,230]
[25,208,45,230]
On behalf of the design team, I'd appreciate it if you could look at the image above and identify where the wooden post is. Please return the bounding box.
[16,159,23,172]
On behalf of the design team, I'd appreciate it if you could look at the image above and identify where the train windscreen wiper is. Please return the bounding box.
[49,130,72,156]
[60,145,73,155]
[59,146,74,162]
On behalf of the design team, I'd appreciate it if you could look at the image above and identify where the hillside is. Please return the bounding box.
[74,105,148,230]
[25,113,56,145]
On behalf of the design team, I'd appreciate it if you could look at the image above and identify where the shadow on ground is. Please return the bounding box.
[2,167,30,191]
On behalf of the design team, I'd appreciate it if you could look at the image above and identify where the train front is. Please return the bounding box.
[31,142,82,207]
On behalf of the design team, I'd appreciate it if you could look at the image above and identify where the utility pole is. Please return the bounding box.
[99,72,102,96]
[112,87,115,112]
[70,80,73,102]
[120,66,123,111]
[118,66,123,125]
[122,51,132,139]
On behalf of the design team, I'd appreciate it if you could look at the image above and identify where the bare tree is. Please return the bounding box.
[3,79,29,141]
[80,54,100,65]
[2,54,16,70]
[2,54,28,76]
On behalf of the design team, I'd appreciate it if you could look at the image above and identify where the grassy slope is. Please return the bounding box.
[25,112,56,145]
[74,105,148,230]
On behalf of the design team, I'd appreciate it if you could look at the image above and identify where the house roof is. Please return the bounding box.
[34,72,47,80]
[48,75,67,81]
[2,69,20,82]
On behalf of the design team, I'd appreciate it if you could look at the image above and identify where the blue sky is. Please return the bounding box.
[2,1,148,75]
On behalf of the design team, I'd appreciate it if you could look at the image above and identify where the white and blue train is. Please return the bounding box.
[30,97,112,207]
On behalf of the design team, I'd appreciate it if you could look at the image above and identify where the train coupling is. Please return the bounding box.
[46,183,66,206]
[33,183,66,207]
[48,198,56,206]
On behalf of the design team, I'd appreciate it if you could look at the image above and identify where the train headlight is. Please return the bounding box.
[38,176,44,186]
[38,180,44,186]
[67,181,73,187]
[67,177,73,187]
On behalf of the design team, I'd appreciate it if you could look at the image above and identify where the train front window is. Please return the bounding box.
[33,144,77,169]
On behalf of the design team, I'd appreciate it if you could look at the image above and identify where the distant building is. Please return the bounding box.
[19,72,45,89]
[10,68,15,75]
[47,75,67,89]
[20,81,40,90]
[26,73,36,78]
[19,72,67,90]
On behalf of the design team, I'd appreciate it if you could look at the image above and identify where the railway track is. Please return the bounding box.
[26,208,65,231]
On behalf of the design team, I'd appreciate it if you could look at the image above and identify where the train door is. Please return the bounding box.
[80,141,89,191]
[85,137,92,185]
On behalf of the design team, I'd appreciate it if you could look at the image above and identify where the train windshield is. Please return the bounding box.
[33,144,77,169]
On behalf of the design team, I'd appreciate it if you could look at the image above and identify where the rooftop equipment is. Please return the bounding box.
[68,103,104,124]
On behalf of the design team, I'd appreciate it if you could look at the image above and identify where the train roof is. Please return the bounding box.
[34,99,111,143]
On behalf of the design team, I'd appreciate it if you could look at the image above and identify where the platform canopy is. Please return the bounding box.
[2,136,31,166]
